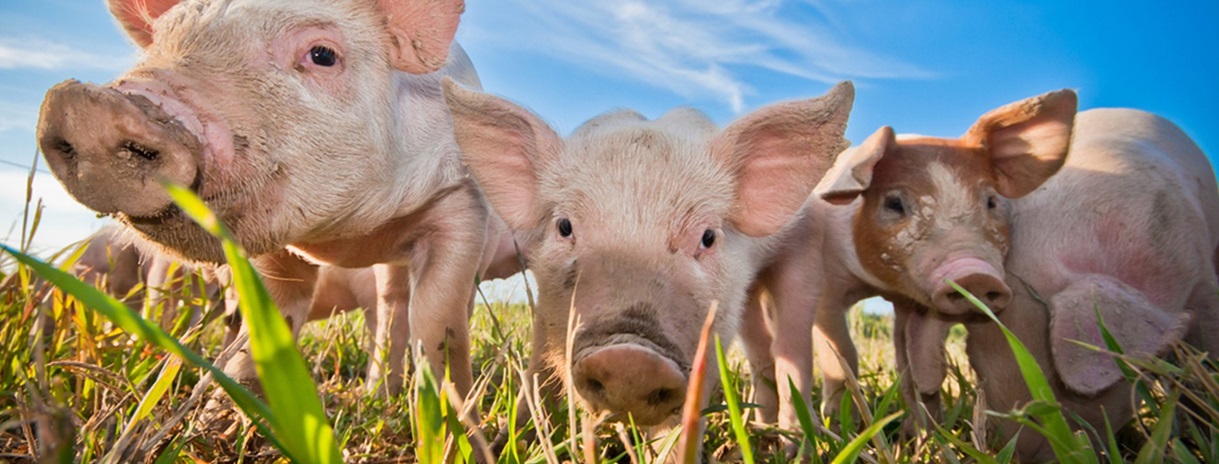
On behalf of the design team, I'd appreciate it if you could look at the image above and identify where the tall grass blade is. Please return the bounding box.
[165,183,342,463]
[714,334,753,464]
[1134,391,1178,464]
[830,411,901,464]
[949,280,1097,464]
[0,245,289,458]
[677,301,717,464]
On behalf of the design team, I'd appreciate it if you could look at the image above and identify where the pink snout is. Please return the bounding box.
[37,80,203,218]
[572,344,687,425]
[929,258,1012,315]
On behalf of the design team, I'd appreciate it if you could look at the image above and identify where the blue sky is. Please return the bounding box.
[2,0,1217,255]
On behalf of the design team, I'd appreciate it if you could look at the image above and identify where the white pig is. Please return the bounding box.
[35,0,503,401]
[444,79,854,430]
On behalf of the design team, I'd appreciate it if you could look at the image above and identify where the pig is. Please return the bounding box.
[443,79,855,430]
[35,0,501,402]
[812,91,1219,460]
[72,224,218,327]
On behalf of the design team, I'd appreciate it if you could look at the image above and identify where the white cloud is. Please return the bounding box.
[0,37,135,71]
[464,0,933,112]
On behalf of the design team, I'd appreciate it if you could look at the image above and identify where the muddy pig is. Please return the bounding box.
[35,0,497,399]
[815,90,1219,460]
[444,79,854,429]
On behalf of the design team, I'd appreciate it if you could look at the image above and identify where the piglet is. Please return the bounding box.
[35,0,495,404]
[444,79,854,431]
[816,91,1219,460]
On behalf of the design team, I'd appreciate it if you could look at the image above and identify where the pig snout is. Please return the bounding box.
[572,344,687,425]
[928,257,1012,315]
[37,80,203,218]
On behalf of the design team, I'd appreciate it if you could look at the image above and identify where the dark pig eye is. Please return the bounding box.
[987,195,997,210]
[557,218,573,238]
[700,229,716,249]
[883,194,906,216]
[309,46,337,67]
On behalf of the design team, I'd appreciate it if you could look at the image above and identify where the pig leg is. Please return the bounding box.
[1184,275,1219,358]
[401,184,489,400]
[893,302,948,434]
[739,288,778,423]
[219,250,320,389]
[368,264,413,395]
[811,297,857,424]
[770,267,833,429]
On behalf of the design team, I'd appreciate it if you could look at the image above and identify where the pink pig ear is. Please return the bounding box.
[443,78,562,231]
[1049,276,1188,396]
[714,81,854,237]
[963,89,1077,198]
[377,0,465,74]
[107,0,180,48]
[814,125,894,206]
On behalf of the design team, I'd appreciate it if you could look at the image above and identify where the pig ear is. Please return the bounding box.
[1049,276,1188,396]
[714,81,854,237]
[905,312,952,397]
[964,89,1077,198]
[377,0,465,74]
[107,0,180,48]
[814,126,895,205]
[443,78,561,231]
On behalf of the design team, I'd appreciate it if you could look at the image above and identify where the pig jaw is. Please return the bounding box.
[852,144,1014,315]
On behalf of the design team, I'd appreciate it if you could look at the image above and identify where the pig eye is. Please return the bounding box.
[700,229,716,249]
[883,194,906,216]
[986,195,997,210]
[309,46,338,67]
[557,218,573,238]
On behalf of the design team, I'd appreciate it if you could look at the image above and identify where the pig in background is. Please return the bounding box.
[34,0,516,411]
[70,224,219,329]
[813,89,1219,460]
[444,78,854,443]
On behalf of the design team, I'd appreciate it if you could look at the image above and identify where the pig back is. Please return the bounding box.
[1007,108,1218,309]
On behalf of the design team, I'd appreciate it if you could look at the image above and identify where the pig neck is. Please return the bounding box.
[382,71,470,216]
[822,199,891,293]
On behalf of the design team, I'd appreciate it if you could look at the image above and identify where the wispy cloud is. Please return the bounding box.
[0,37,135,71]
[0,100,36,133]
[463,0,933,112]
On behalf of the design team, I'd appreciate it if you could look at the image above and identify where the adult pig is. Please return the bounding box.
[36,0,490,398]
[444,79,854,427]
[816,92,1219,460]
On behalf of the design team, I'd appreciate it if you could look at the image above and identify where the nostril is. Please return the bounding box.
[50,138,76,159]
[583,378,605,399]
[985,291,1003,302]
[121,141,160,161]
[647,387,677,406]
[946,293,964,302]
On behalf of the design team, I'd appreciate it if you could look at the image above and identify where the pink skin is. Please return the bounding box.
[924,256,1011,315]
[39,0,486,411]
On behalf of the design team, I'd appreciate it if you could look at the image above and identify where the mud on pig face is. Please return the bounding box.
[36,0,463,262]
[445,80,855,425]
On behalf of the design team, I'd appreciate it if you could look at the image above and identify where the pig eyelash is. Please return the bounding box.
[308,46,338,67]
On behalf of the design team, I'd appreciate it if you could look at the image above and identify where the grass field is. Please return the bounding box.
[1,192,1218,463]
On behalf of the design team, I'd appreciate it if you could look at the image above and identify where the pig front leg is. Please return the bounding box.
[401,185,490,400]
[768,269,833,430]
[893,301,949,435]
[739,288,778,424]
[811,298,857,424]
[368,264,413,395]
[220,250,320,389]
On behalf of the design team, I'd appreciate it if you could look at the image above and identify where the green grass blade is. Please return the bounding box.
[1134,391,1178,464]
[0,244,290,458]
[788,377,819,448]
[830,411,901,464]
[165,183,342,464]
[123,356,182,436]
[714,335,753,464]
[949,280,1096,464]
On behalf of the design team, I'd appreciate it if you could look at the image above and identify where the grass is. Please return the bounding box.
[1,184,1218,462]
